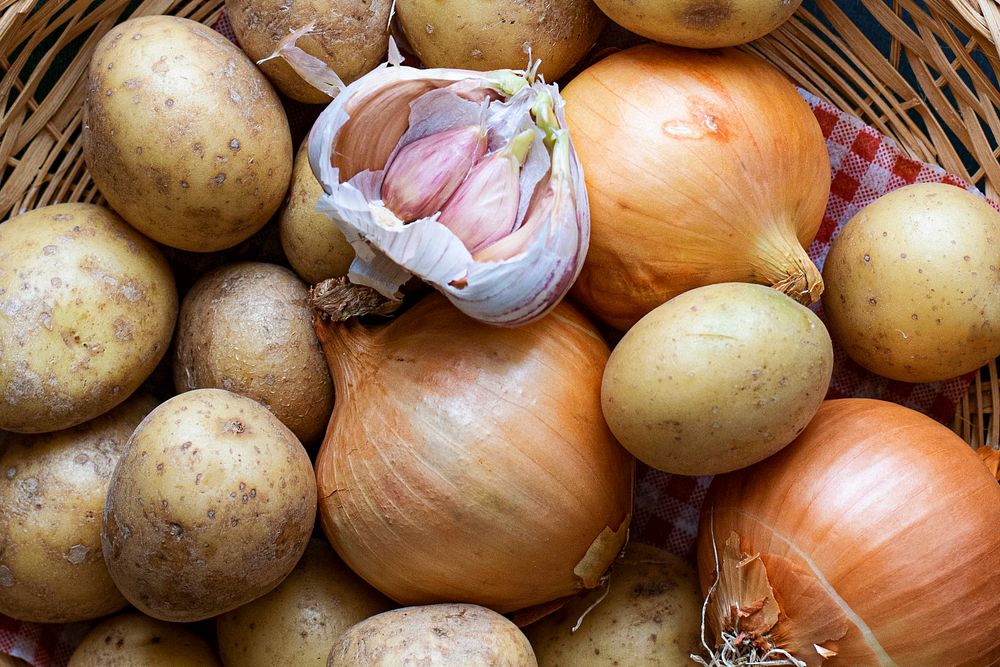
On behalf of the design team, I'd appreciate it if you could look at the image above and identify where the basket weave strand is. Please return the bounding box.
[1,0,998,449]
[1,1,999,665]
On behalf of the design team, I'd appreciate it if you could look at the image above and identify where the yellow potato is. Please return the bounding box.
[217,539,394,666]
[67,612,221,666]
[592,0,802,48]
[280,141,355,284]
[396,0,606,81]
[328,603,537,666]
[822,183,1000,382]
[601,283,833,475]
[0,203,177,433]
[83,15,292,252]
[101,388,317,622]
[0,393,158,623]
[226,0,391,103]
[173,262,335,445]
[524,543,703,665]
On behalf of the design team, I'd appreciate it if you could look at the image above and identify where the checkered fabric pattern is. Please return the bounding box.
[1,13,995,666]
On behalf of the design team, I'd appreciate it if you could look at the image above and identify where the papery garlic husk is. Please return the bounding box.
[312,288,634,618]
[307,56,589,326]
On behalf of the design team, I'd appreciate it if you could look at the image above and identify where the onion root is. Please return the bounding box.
[310,277,402,322]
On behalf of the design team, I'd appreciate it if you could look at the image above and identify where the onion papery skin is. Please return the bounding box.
[314,295,634,616]
[563,44,830,331]
[697,399,1000,666]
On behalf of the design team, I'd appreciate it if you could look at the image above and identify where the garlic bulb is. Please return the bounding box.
[307,53,589,326]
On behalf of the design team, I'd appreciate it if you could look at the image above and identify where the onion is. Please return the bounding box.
[311,281,634,619]
[696,399,1000,665]
[562,44,830,331]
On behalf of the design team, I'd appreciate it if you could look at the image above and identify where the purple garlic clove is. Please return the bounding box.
[437,129,536,253]
[380,124,488,222]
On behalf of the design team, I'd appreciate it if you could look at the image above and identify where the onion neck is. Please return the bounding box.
[751,232,824,305]
[310,278,399,387]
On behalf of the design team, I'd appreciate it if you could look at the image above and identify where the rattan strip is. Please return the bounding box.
[1,0,998,443]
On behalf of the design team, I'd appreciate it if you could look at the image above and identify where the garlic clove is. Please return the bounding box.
[381,124,488,222]
[438,129,535,253]
[474,128,574,262]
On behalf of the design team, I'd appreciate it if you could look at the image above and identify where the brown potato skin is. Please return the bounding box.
[83,15,292,252]
[280,142,355,284]
[0,203,177,433]
[67,612,221,667]
[217,539,394,667]
[601,283,833,476]
[396,0,606,81]
[101,388,317,622]
[822,183,1000,382]
[226,0,391,103]
[523,543,702,665]
[327,603,538,666]
[172,262,335,445]
[0,394,158,623]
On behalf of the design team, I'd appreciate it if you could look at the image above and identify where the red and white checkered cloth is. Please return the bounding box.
[2,13,995,667]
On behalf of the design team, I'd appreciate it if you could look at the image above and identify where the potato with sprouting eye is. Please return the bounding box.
[67,612,221,666]
[0,203,177,434]
[0,393,159,623]
[173,262,335,445]
[226,0,392,103]
[216,539,395,667]
[101,388,317,622]
[83,15,292,252]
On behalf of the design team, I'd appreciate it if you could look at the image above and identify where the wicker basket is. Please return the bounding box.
[1,0,999,663]
[3,0,998,440]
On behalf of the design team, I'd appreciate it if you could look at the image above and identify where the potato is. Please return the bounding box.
[67,612,221,666]
[226,0,391,103]
[396,0,606,81]
[328,603,537,666]
[601,283,833,475]
[83,15,293,252]
[101,388,317,622]
[0,203,177,433]
[217,539,394,666]
[173,262,334,444]
[822,183,1000,382]
[523,543,702,665]
[591,0,802,48]
[0,655,29,667]
[0,393,157,623]
[280,142,355,284]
